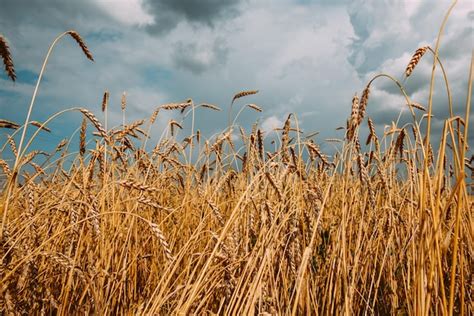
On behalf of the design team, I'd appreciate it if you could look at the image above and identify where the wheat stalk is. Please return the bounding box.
[7,136,17,157]
[119,179,159,193]
[21,150,40,166]
[306,141,329,165]
[67,30,94,61]
[347,93,360,140]
[366,117,379,150]
[405,46,429,77]
[137,197,172,212]
[265,172,282,200]
[325,138,343,143]
[408,102,426,111]
[149,222,174,263]
[80,118,87,156]
[169,120,183,136]
[121,92,127,111]
[31,162,45,176]
[281,114,292,163]
[56,139,69,153]
[0,34,16,81]
[199,103,221,111]
[231,90,258,104]
[161,99,193,111]
[0,119,19,130]
[79,108,107,138]
[207,200,225,226]
[30,121,51,133]
[257,129,264,160]
[394,129,406,159]
[0,159,12,178]
[101,90,109,112]
[115,119,145,138]
[246,103,262,112]
[359,85,370,123]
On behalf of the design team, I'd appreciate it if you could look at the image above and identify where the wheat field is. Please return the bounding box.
[0,5,473,315]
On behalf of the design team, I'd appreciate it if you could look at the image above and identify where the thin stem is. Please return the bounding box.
[13,31,69,176]
[425,1,457,170]
[448,49,473,316]
[2,30,72,238]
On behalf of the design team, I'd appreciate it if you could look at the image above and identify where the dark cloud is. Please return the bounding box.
[346,1,377,75]
[0,0,471,160]
[295,0,349,5]
[0,0,114,72]
[143,0,243,35]
[172,38,229,74]
[0,0,106,31]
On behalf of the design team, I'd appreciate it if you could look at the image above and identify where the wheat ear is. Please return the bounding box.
[405,46,429,77]
[0,34,16,81]
[231,90,259,104]
[67,30,94,61]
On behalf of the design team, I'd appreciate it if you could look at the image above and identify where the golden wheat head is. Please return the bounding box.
[67,30,94,62]
[0,34,16,81]
[405,46,429,77]
[231,90,258,104]
[0,119,20,130]
[101,90,109,112]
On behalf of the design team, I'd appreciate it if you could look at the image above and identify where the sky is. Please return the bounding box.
[0,0,472,161]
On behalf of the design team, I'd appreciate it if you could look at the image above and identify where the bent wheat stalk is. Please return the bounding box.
[12,30,93,180]
[0,30,92,237]
[228,89,259,128]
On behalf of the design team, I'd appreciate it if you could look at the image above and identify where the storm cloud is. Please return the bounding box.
[172,37,229,74]
[143,0,243,35]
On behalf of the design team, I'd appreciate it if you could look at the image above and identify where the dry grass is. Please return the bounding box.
[0,13,473,316]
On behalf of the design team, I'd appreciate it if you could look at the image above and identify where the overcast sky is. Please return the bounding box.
[0,0,472,159]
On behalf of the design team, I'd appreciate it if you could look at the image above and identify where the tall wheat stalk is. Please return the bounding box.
[1,31,93,238]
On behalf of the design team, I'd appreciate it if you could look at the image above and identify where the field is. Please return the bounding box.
[0,6,473,316]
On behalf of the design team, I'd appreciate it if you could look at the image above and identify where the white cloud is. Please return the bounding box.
[94,0,153,26]
[0,0,471,153]
[262,116,284,135]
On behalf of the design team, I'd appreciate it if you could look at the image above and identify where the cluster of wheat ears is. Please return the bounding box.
[0,3,472,315]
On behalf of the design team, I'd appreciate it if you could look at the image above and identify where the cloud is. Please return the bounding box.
[262,116,284,135]
[94,0,153,26]
[143,0,243,35]
[0,0,105,31]
[347,0,412,76]
[172,37,229,74]
[295,0,349,6]
[0,0,471,159]
[343,0,473,147]
[347,0,472,77]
